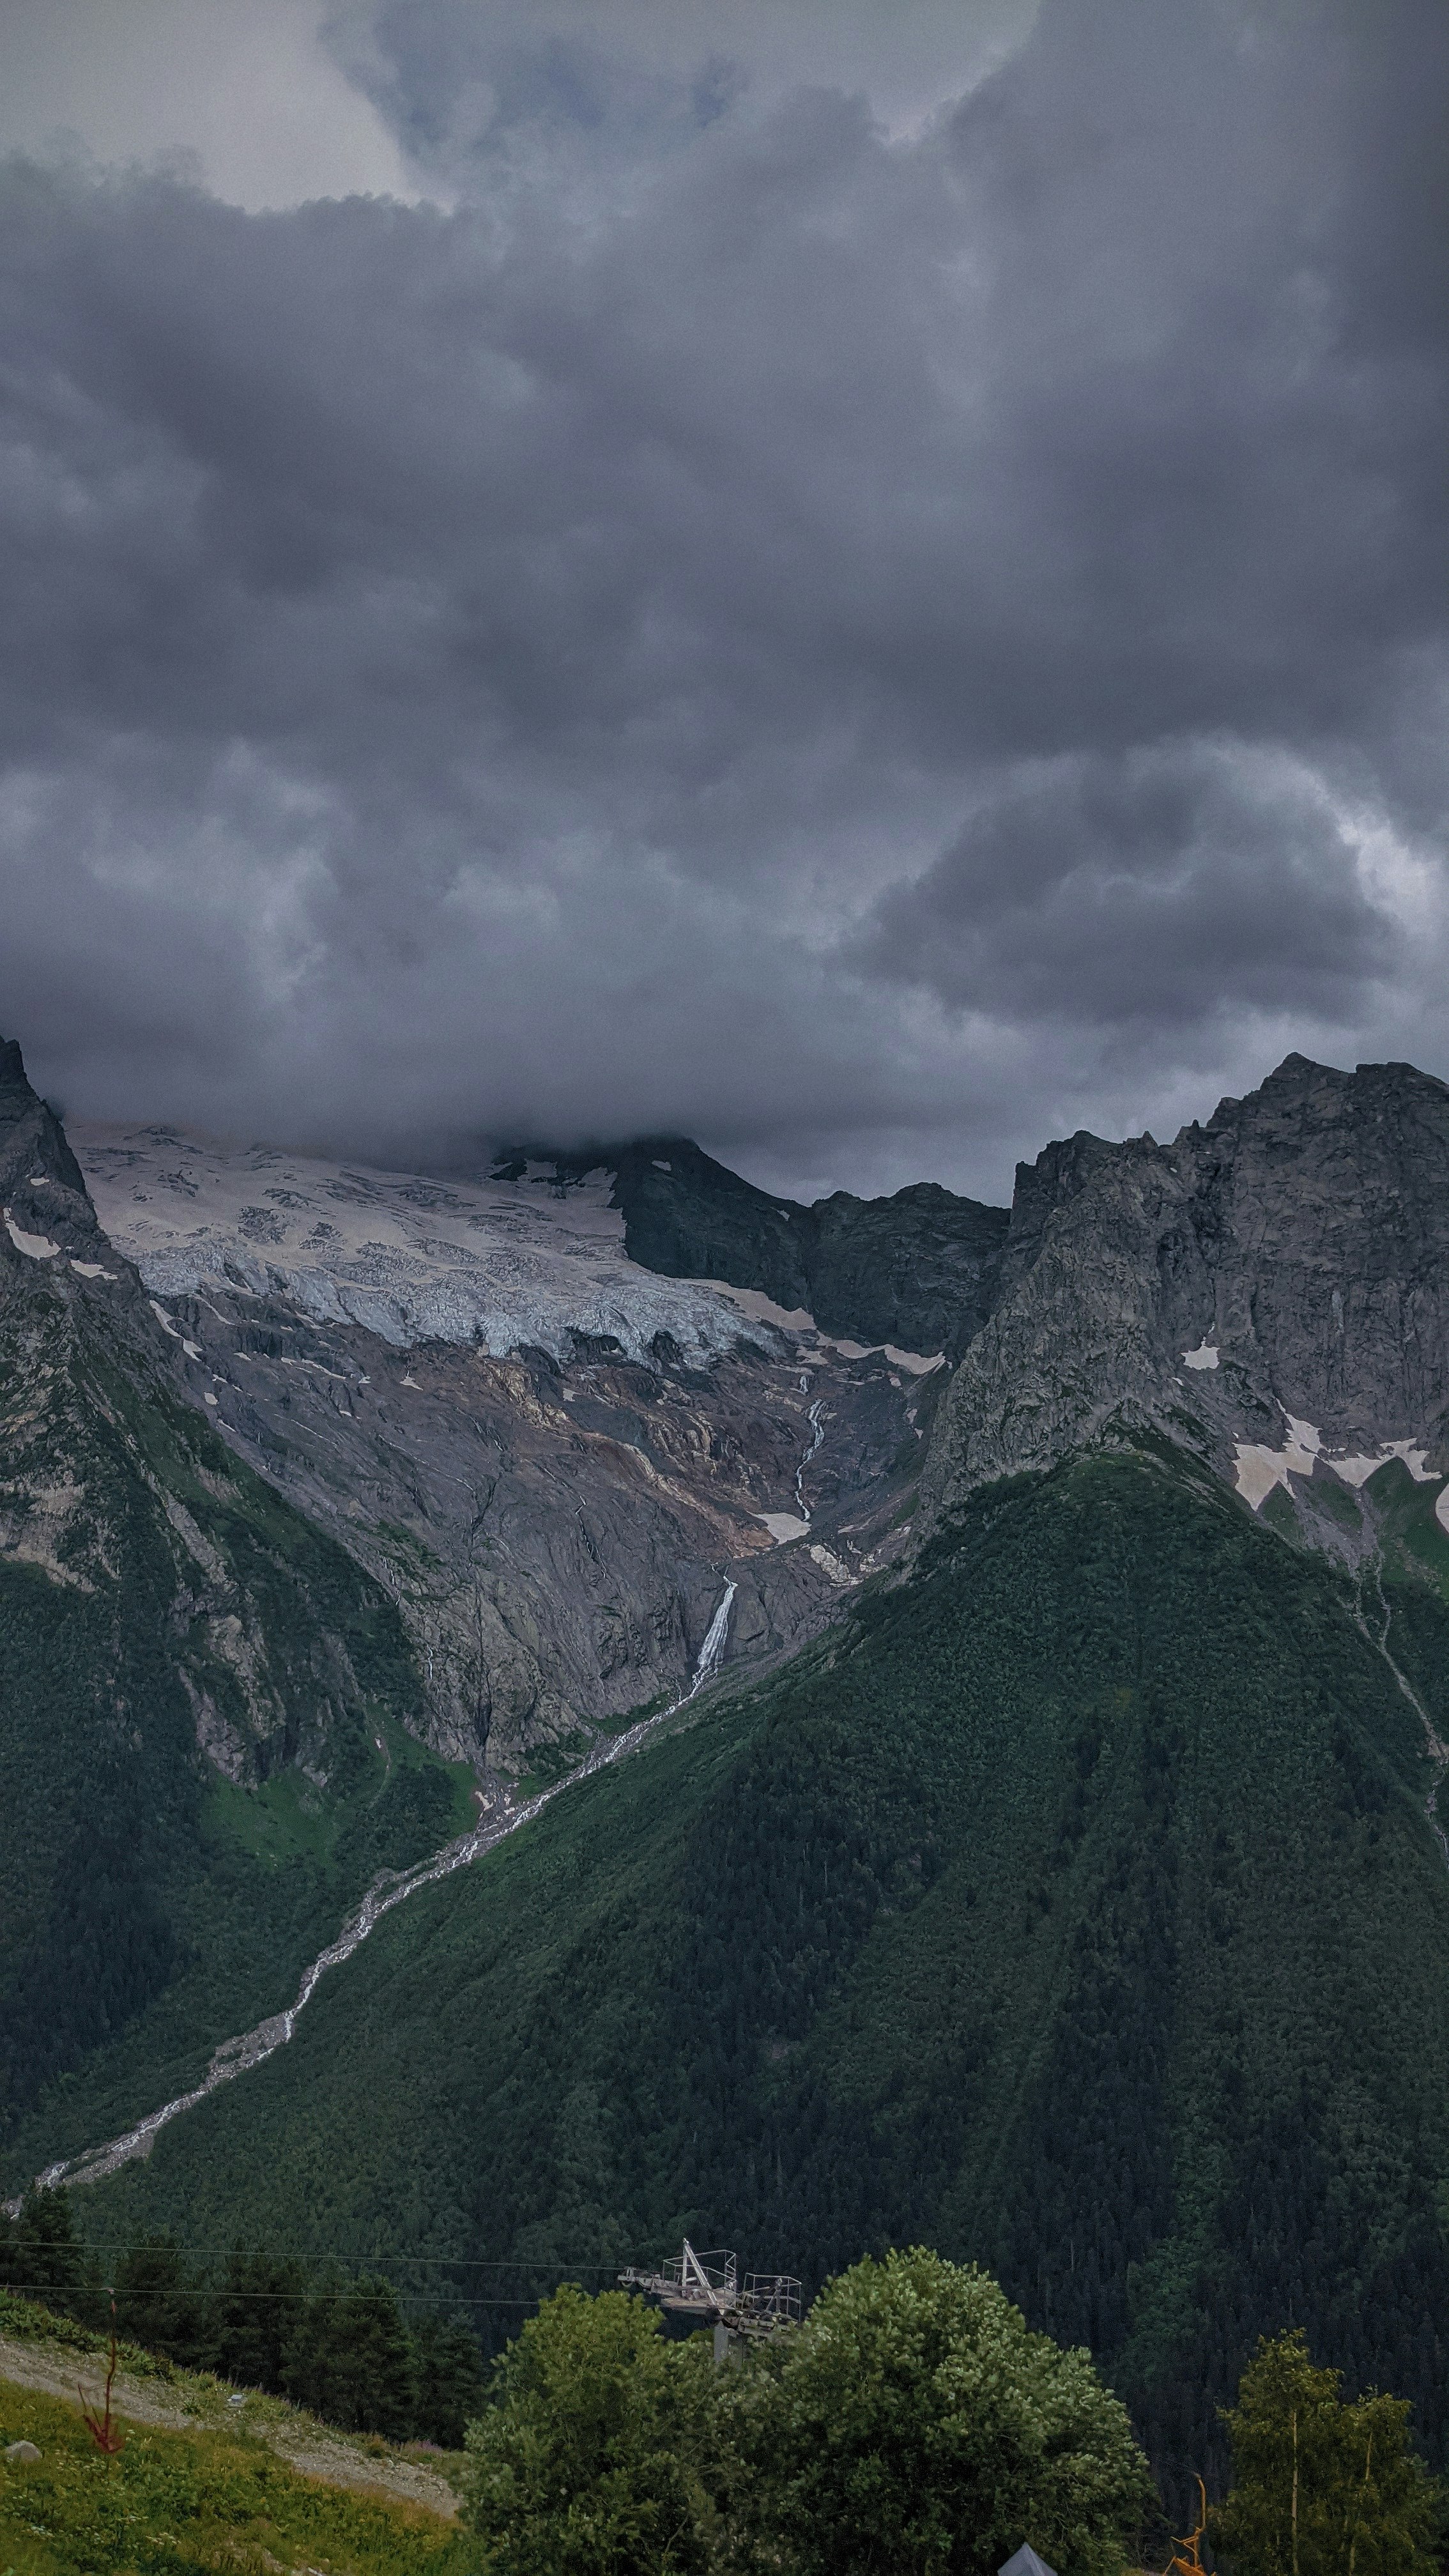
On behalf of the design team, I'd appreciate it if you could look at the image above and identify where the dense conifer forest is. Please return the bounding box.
[54,1441,1449,2510]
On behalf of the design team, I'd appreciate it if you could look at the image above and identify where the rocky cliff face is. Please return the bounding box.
[30,1040,1449,1793]
[68,1119,936,1772]
[585,1135,1008,1358]
[0,1038,496,2126]
[923,1053,1449,1523]
[1,1037,134,1285]
[0,1039,433,1792]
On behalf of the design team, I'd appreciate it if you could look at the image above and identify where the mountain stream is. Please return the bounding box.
[27,1579,739,2200]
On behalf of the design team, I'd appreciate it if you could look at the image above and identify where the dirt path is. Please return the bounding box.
[0,2333,458,2518]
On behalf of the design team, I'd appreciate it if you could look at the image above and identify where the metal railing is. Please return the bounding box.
[620,2239,801,2339]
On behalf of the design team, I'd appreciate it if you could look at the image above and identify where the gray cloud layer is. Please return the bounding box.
[1,0,1445,1198]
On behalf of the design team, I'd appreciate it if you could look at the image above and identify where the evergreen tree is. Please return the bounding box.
[0,2187,93,2318]
[410,2308,486,2448]
[279,2266,351,2422]
[282,2271,417,2437]
[112,2234,208,2368]
[1211,2331,1442,2576]
[335,2274,418,2438]
[210,2250,309,2392]
[463,2285,714,2575]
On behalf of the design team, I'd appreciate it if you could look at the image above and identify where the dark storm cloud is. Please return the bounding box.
[0,0,1445,1197]
[858,746,1395,1032]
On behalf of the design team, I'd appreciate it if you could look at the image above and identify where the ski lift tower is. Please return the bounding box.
[620,2239,801,2361]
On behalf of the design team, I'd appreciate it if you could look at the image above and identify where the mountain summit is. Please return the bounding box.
[925,1052,1449,1522]
[576,1136,1009,1358]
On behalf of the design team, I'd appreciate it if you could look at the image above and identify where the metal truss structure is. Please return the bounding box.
[619,2238,801,2339]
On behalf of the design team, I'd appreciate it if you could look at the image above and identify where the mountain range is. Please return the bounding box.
[5,1032,1449,2506]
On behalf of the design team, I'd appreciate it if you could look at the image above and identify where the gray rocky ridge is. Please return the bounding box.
[13,1036,1449,1806]
[923,1054,1449,1528]
[586,1135,1008,1358]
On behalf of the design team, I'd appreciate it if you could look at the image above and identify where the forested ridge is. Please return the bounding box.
[68,1441,1449,2508]
[0,1271,475,2169]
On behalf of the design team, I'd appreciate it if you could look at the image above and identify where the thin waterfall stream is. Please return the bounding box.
[794,1393,826,1521]
[26,1578,739,2200]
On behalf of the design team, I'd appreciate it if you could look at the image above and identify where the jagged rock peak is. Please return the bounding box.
[519,1131,1009,1359]
[1182,1050,1449,1142]
[0,1031,117,1278]
[0,1034,89,1202]
[923,1051,1449,1520]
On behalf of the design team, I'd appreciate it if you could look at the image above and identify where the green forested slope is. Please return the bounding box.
[0,1263,474,2177]
[78,1445,1449,2503]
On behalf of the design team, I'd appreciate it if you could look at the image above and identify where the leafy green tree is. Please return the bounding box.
[717,2246,1151,2576]
[463,2285,713,2575]
[1211,2331,1441,2576]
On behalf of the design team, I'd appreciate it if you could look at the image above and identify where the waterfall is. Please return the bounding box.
[691,1579,737,1690]
[793,1400,826,1521]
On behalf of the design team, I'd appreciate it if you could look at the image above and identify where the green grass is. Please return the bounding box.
[204,1771,339,1869]
[0,2290,171,2384]
[0,2382,469,2576]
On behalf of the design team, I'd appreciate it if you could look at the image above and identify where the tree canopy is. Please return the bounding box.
[462,2251,1151,2576]
[1211,2331,1442,2576]
[463,2285,713,2576]
[716,2246,1152,2576]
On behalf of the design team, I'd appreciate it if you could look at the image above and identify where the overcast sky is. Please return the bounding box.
[1,0,1445,1201]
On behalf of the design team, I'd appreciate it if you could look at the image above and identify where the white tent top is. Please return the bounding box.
[999,2547,1058,2576]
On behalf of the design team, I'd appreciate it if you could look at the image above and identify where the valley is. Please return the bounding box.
[8,1035,1449,2508]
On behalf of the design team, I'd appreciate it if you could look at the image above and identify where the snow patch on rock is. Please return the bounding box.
[808,1541,853,1586]
[1183,1342,1220,1370]
[1236,1414,1442,1510]
[1324,1439,1436,1487]
[4,1210,59,1259]
[701,1278,943,1372]
[1234,1416,1322,1507]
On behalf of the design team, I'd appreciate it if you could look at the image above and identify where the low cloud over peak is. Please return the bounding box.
[0,0,1446,1200]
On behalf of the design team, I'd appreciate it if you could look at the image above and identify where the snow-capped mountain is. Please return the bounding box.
[65,1120,935,1774]
[72,1124,780,1368]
